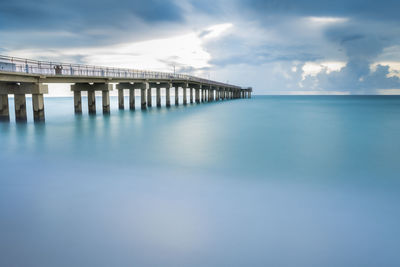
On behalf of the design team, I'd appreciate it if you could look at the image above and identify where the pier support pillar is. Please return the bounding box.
[14,94,27,122]
[175,86,179,106]
[74,91,82,114]
[183,86,187,105]
[118,89,124,110]
[32,94,45,121]
[166,86,171,107]
[129,89,135,110]
[190,88,193,104]
[102,90,110,114]
[147,87,152,107]
[0,94,9,121]
[195,88,200,103]
[156,87,161,107]
[88,91,96,114]
[141,88,147,110]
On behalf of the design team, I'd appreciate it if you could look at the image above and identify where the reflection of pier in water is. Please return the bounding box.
[0,55,252,122]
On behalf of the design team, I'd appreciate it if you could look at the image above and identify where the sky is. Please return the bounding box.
[1,0,400,95]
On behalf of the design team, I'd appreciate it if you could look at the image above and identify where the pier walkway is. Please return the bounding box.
[0,55,252,122]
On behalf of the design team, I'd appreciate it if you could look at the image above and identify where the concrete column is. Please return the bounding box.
[129,89,135,110]
[195,88,200,103]
[175,86,179,106]
[141,87,147,110]
[14,94,27,122]
[74,91,82,114]
[147,87,152,107]
[190,88,194,104]
[32,94,45,121]
[102,90,110,114]
[88,91,96,114]
[156,87,161,107]
[118,89,124,110]
[0,94,10,121]
[166,86,171,107]
[183,86,187,105]
[202,89,206,102]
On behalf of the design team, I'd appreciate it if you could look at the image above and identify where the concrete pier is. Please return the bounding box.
[156,87,161,107]
[32,94,45,121]
[102,91,110,114]
[0,55,252,122]
[147,87,152,107]
[183,85,187,105]
[74,91,82,114]
[0,82,48,122]
[71,83,112,115]
[117,82,148,110]
[118,89,124,110]
[0,94,9,121]
[87,91,96,114]
[142,83,149,110]
[195,88,200,104]
[129,89,135,110]
[175,86,179,106]
[14,94,27,122]
[166,84,171,107]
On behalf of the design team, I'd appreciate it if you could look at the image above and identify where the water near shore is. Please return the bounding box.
[1,96,400,266]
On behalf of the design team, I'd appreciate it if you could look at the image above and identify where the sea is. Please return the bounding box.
[1,95,400,267]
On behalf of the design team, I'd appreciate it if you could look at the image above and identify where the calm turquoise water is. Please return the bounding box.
[1,96,400,266]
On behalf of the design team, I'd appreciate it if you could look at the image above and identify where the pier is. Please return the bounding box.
[0,55,252,122]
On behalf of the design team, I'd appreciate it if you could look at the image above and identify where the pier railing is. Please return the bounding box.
[0,55,241,88]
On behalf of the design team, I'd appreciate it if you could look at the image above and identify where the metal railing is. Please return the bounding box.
[0,55,244,89]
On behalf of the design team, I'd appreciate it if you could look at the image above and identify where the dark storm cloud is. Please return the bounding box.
[242,0,400,21]
[0,0,183,31]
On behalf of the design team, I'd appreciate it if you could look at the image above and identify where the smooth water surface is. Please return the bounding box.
[1,96,400,266]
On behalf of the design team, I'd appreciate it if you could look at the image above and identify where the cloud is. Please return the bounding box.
[1,0,400,94]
